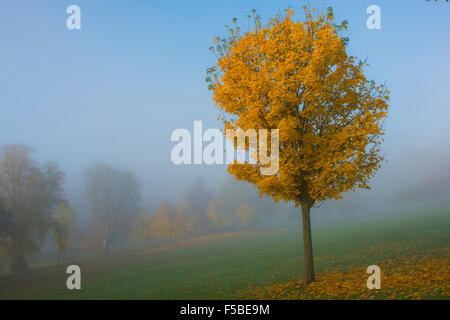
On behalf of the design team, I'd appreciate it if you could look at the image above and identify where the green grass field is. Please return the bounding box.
[0,209,448,300]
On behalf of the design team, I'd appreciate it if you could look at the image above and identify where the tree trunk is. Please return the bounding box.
[301,202,315,283]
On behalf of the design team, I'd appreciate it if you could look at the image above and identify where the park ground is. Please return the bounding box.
[0,209,448,299]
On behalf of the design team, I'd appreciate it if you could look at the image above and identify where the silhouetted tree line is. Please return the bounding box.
[3,143,446,273]
[0,144,293,272]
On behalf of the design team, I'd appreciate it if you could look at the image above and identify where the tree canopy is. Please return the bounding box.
[50,201,78,262]
[85,163,141,253]
[0,144,64,271]
[207,7,389,207]
[207,7,389,283]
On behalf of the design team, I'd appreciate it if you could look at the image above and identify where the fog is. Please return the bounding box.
[0,1,449,246]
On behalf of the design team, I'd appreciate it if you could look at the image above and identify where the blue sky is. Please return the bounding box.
[0,0,449,209]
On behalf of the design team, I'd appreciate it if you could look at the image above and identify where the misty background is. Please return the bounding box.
[0,0,449,250]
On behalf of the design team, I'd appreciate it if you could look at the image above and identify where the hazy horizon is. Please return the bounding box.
[1,0,449,218]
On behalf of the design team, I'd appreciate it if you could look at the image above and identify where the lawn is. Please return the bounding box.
[0,209,448,299]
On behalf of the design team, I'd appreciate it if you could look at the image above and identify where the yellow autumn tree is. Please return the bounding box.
[207,7,389,283]
[151,203,190,241]
[207,199,232,229]
[130,211,153,240]
[235,203,258,227]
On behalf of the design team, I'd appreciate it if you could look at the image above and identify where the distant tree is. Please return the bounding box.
[151,203,172,241]
[216,177,281,221]
[0,200,13,272]
[179,178,213,234]
[85,164,141,254]
[172,208,190,238]
[235,203,258,226]
[217,178,257,215]
[207,7,389,282]
[130,211,153,240]
[50,201,79,262]
[0,200,13,246]
[79,221,102,252]
[207,199,232,229]
[151,202,190,241]
[0,144,64,271]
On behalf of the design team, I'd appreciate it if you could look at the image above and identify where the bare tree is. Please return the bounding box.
[85,164,140,254]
